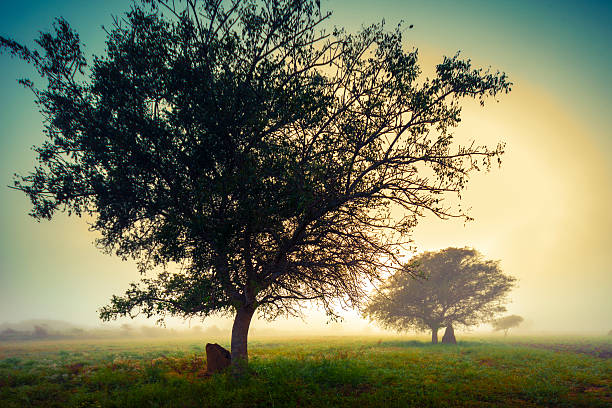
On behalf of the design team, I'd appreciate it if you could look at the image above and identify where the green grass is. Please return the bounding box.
[1,336,610,407]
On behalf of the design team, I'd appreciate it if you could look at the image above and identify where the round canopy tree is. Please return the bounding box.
[1,0,510,368]
[366,248,516,343]
[492,314,523,336]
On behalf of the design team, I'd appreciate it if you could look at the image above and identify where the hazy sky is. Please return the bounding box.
[0,0,610,335]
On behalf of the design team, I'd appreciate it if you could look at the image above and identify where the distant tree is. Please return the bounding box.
[69,327,85,336]
[0,328,20,340]
[120,323,134,336]
[366,248,516,343]
[203,325,224,337]
[32,325,49,338]
[140,325,166,338]
[492,314,523,336]
[1,0,510,369]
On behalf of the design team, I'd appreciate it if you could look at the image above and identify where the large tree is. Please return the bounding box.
[1,0,510,367]
[365,248,516,343]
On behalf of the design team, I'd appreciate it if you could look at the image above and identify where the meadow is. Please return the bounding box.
[0,335,610,407]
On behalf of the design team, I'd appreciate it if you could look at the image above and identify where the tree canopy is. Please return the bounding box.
[1,0,511,365]
[492,314,523,336]
[365,248,516,343]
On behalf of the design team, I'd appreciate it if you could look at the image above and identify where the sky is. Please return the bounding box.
[0,0,610,336]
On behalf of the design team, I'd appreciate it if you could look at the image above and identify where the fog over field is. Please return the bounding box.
[0,0,610,337]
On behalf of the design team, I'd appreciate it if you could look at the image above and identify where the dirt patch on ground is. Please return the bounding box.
[568,381,612,404]
[477,358,495,367]
[515,342,612,359]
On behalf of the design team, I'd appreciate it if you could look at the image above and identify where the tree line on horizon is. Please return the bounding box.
[0,321,229,341]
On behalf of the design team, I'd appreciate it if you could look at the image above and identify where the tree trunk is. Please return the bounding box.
[431,327,439,344]
[230,304,255,372]
[441,324,457,344]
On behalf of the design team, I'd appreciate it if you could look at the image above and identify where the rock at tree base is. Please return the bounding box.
[206,343,231,374]
[441,325,457,344]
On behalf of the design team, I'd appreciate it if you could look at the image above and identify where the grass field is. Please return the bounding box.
[1,335,610,407]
